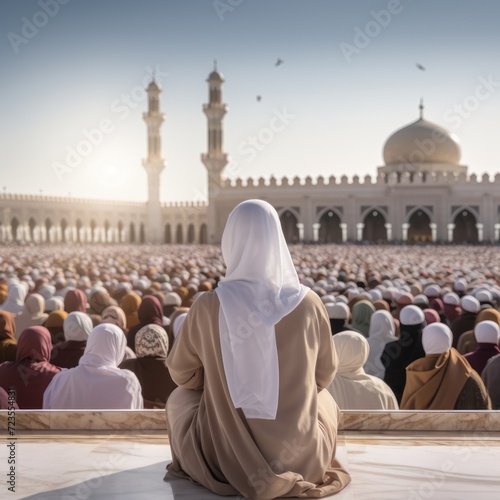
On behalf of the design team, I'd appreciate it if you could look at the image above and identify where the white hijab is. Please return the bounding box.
[216,200,308,419]
[327,331,398,410]
[43,323,143,409]
[63,312,93,341]
[364,310,396,379]
[0,283,27,315]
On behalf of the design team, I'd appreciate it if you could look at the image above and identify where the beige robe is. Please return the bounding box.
[165,290,350,499]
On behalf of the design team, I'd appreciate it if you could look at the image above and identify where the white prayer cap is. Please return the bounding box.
[335,295,348,304]
[414,294,429,306]
[326,303,350,320]
[454,278,467,292]
[347,290,360,300]
[460,295,480,314]
[424,284,441,298]
[422,323,453,355]
[321,295,335,304]
[475,290,493,304]
[400,305,425,326]
[170,277,183,287]
[368,289,382,301]
[443,292,460,306]
[474,320,500,344]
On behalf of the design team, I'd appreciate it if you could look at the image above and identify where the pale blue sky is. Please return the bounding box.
[1,0,500,201]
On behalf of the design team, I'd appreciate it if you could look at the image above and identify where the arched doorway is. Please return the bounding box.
[453,209,478,243]
[199,224,208,244]
[164,224,172,243]
[176,224,183,243]
[318,210,342,243]
[407,210,432,243]
[279,210,299,243]
[362,209,387,242]
[187,224,195,243]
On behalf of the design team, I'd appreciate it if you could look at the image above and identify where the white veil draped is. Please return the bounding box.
[216,200,308,419]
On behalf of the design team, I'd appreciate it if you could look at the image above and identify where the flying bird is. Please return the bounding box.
[256,95,262,102]
[275,58,284,67]
[416,63,426,71]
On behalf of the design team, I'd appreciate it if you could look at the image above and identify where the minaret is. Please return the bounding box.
[142,78,165,243]
[201,61,229,243]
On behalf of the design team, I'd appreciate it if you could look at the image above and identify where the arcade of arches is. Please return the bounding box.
[0,218,209,244]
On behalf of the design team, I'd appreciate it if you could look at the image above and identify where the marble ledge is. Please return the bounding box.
[1,410,500,432]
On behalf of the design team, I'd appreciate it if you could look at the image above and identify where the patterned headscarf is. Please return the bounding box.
[135,324,169,359]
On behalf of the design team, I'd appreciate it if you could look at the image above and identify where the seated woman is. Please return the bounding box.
[401,323,491,410]
[328,331,398,410]
[43,323,143,409]
[0,326,61,409]
[165,200,350,499]
[364,309,397,379]
[51,311,93,369]
[120,324,176,408]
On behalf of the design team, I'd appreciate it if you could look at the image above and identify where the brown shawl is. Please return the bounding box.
[401,348,472,410]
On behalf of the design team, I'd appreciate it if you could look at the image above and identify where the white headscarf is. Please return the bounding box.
[0,283,27,315]
[422,323,453,355]
[216,200,308,419]
[63,312,93,341]
[14,293,48,339]
[43,323,143,409]
[474,320,500,344]
[327,331,398,410]
[364,310,396,379]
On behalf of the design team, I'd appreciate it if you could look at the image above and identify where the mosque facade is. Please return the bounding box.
[1,68,500,246]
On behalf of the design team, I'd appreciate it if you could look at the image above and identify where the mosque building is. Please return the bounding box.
[1,67,500,245]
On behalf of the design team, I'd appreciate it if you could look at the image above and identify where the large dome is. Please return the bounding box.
[383,117,461,165]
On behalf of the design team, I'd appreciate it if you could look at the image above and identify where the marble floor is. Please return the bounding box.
[1,431,500,499]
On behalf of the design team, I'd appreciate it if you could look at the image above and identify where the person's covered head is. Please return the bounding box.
[23,294,46,317]
[16,326,52,362]
[423,309,441,325]
[400,305,425,327]
[89,289,116,315]
[422,323,453,355]
[80,323,126,368]
[137,295,163,325]
[101,305,127,331]
[0,310,16,342]
[474,320,500,345]
[368,310,395,340]
[460,295,480,315]
[64,289,88,313]
[333,331,369,376]
[135,324,169,359]
[350,300,375,336]
[475,308,500,326]
[63,312,93,342]
[221,199,300,291]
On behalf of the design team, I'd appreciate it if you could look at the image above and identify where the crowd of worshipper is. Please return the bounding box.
[0,243,499,412]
